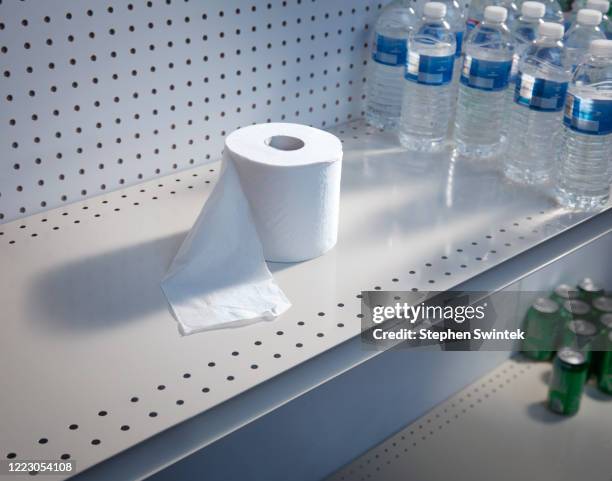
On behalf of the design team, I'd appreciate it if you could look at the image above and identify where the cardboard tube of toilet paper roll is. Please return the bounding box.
[161,123,343,334]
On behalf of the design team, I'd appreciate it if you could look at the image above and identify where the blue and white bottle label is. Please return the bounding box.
[405,52,454,85]
[514,73,568,111]
[372,34,407,67]
[455,31,464,58]
[466,18,479,33]
[460,55,512,91]
[510,54,519,83]
[563,93,612,135]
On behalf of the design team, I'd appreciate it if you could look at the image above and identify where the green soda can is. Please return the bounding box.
[551,284,579,305]
[577,278,604,303]
[592,296,612,319]
[596,330,612,394]
[592,313,612,379]
[598,312,612,333]
[521,297,561,361]
[548,347,588,415]
[560,299,592,324]
[560,319,598,366]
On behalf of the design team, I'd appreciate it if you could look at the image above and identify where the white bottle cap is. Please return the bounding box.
[522,1,546,18]
[539,21,564,39]
[589,38,612,56]
[577,8,603,26]
[424,1,447,19]
[586,0,610,14]
[484,5,508,22]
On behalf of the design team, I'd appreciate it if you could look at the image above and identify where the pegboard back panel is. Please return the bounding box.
[0,0,380,223]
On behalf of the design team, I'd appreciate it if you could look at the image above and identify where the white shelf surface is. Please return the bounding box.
[0,120,610,479]
[328,356,612,481]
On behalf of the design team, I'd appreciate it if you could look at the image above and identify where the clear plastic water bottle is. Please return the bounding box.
[399,2,457,151]
[542,0,565,23]
[466,0,501,33]
[416,0,466,59]
[505,22,571,184]
[365,0,418,130]
[586,0,612,38]
[564,9,605,70]
[454,6,515,158]
[503,0,522,27]
[508,1,546,104]
[556,39,612,210]
[418,0,466,116]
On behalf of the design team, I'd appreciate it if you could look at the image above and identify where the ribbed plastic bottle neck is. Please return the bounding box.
[482,19,505,26]
[519,15,543,22]
[537,35,563,45]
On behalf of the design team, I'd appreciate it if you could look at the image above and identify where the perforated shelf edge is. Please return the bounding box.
[328,356,612,481]
[0,120,610,479]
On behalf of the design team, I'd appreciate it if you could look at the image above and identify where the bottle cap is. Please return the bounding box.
[539,21,564,39]
[522,1,546,18]
[484,5,508,22]
[589,38,612,56]
[586,0,610,14]
[577,8,603,26]
[424,1,447,19]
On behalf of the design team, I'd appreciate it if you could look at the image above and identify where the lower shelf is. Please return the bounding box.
[328,355,612,481]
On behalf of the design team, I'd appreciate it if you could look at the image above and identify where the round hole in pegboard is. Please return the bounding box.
[6,452,17,459]
[120,425,130,431]
[148,412,158,418]
[60,454,71,460]
[182,373,191,379]
[226,375,235,381]
[130,397,139,403]
[91,439,101,445]
[207,361,216,367]
[176,399,185,406]
[273,353,281,359]
[98,410,108,417]
[38,438,48,444]
[68,424,78,430]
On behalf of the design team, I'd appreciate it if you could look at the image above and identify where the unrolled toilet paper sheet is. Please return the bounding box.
[161,123,342,335]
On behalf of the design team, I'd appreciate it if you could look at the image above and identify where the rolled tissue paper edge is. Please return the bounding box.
[161,123,343,335]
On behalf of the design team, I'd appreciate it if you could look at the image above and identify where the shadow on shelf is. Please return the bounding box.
[28,231,187,333]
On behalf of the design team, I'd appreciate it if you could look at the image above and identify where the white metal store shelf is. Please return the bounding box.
[328,356,612,481]
[0,120,610,479]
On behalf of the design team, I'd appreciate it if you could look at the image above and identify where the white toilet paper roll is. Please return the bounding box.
[161,123,343,334]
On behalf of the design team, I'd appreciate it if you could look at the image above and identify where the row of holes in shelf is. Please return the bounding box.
[2,202,550,471]
[0,168,216,240]
[3,303,355,470]
[0,2,382,27]
[0,108,363,220]
[0,0,377,221]
[336,362,533,481]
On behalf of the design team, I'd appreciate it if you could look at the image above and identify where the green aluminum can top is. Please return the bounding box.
[533,297,559,314]
[593,296,612,313]
[554,284,579,301]
[567,319,598,338]
[578,278,603,294]
[600,313,612,330]
[562,300,591,316]
[557,347,586,366]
